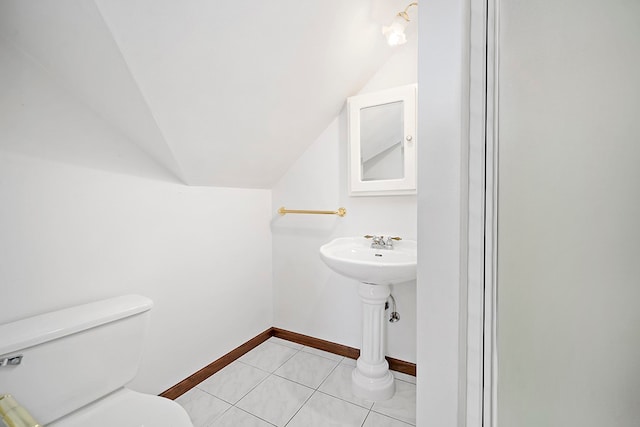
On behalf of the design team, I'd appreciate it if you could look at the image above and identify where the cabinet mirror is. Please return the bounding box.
[348,84,417,196]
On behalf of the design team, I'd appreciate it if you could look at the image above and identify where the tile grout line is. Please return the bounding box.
[360,409,373,427]
[299,345,347,363]
[270,348,344,391]
[282,354,344,427]
[233,406,278,427]
[308,359,376,426]
[194,360,272,405]
[227,344,304,424]
[282,387,315,427]
[224,341,309,425]
[316,360,375,411]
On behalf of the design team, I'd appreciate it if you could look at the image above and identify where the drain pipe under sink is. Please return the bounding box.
[386,294,400,323]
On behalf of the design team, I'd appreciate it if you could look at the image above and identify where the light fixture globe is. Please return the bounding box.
[382,18,408,46]
[382,2,417,46]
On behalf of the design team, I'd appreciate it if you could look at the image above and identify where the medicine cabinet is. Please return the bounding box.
[348,84,417,196]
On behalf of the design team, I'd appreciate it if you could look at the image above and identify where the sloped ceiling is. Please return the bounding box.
[0,0,414,187]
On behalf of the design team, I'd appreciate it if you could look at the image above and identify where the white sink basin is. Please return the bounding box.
[319,236,417,285]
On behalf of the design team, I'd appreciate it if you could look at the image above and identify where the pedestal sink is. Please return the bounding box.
[319,236,417,401]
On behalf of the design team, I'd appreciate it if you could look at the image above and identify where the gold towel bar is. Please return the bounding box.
[278,206,347,217]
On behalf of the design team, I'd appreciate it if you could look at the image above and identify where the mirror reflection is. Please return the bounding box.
[360,101,405,181]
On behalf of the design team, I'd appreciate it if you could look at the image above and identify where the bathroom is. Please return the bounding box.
[1,0,639,426]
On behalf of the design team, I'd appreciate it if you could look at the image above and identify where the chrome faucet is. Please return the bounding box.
[364,235,402,250]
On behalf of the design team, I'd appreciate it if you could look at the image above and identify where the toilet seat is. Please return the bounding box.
[49,388,192,427]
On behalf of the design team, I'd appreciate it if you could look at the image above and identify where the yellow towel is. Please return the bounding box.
[0,395,41,427]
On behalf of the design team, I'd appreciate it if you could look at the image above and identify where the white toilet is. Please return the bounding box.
[0,295,193,426]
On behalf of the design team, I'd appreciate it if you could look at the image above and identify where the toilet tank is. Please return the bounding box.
[0,295,154,425]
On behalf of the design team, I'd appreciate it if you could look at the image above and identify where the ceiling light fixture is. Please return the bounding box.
[382,2,418,46]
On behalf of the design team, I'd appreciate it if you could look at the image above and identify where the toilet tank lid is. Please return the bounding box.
[0,295,153,356]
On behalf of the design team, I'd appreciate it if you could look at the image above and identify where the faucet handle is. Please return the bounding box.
[364,235,375,239]
[384,236,401,246]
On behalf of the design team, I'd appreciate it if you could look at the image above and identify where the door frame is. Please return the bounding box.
[466,0,498,426]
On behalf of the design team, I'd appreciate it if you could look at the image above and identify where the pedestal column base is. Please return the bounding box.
[352,366,395,401]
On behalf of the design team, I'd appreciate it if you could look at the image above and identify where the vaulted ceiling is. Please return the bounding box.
[0,0,414,187]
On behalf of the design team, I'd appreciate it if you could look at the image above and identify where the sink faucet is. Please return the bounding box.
[364,235,402,250]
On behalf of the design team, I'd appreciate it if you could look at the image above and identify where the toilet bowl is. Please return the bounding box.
[0,295,193,427]
[49,389,191,426]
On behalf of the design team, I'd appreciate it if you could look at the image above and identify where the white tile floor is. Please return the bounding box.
[176,337,416,427]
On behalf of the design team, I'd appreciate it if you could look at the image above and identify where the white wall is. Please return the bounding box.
[497,0,640,425]
[0,42,273,394]
[272,39,418,362]
[417,0,469,425]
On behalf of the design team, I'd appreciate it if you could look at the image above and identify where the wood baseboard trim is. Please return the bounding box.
[385,356,417,377]
[271,328,416,376]
[159,327,273,400]
[160,327,416,400]
[271,327,360,359]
